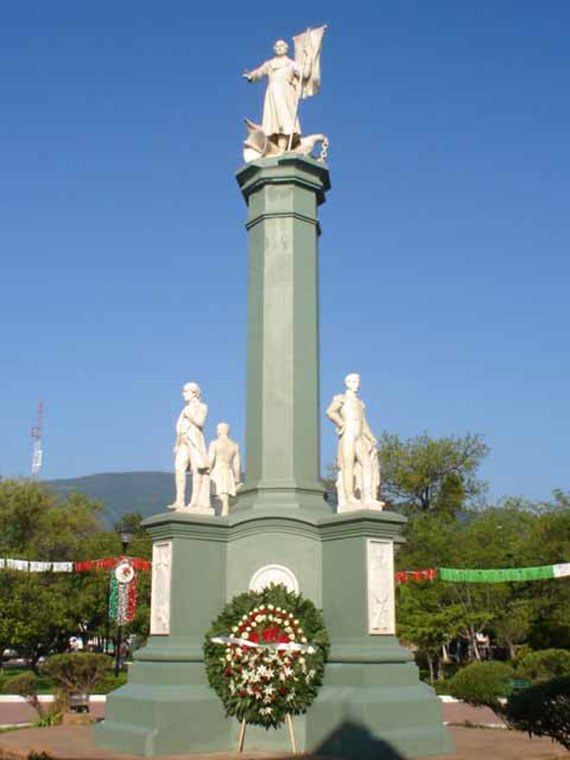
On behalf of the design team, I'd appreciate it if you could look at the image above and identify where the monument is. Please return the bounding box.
[95,26,453,758]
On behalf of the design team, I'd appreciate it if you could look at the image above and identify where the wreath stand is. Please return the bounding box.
[237,714,297,754]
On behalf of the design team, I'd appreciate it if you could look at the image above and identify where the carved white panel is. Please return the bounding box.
[150,541,172,635]
[249,564,299,594]
[367,539,395,635]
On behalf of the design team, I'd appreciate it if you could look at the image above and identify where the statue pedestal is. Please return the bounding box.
[95,155,452,756]
[95,508,453,757]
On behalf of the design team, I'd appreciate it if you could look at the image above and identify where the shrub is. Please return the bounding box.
[448,661,514,712]
[503,676,570,750]
[41,653,111,704]
[3,672,44,718]
[3,671,64,725]
[516,649,570,683]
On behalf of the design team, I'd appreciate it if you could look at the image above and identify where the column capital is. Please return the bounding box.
[236,154,331,206]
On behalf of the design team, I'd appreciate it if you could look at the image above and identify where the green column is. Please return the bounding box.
[236,155,330,512]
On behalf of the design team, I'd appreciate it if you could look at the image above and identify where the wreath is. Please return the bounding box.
[203,584,329,729]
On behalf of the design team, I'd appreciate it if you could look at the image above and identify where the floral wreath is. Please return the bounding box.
[203,584,329,729]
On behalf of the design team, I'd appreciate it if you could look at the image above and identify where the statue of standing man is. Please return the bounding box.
[208,423,241,516]
[168,382,213,513]
[326,373,384,512]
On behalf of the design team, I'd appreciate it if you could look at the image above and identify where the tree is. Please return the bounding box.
[379,432,489,516]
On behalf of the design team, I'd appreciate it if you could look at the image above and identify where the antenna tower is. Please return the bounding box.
[31,401,44,479]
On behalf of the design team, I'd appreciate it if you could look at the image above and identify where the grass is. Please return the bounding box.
[0,666,128,695]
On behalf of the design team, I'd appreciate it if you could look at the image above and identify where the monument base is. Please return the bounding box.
[94,507,453,757]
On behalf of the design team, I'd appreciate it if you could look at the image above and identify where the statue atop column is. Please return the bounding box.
[168,382,213,514]
[326,373,384,512]
[242,26,329,163]
[208,423,241,516]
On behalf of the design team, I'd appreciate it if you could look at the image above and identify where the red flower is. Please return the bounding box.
[279,686,286,695]
[240,690,246,697]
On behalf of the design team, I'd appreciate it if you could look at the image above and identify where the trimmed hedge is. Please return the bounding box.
[516,649,570,683]
[448,661,514,711]
[41,653,111,699]
[504,676,570,750]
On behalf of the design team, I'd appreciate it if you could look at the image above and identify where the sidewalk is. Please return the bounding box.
[0,725,568,760]
[0,696,502,730]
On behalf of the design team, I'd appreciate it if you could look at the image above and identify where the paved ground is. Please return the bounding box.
[0,724,569,760]
[1,700,568,760]
[0,700,501,730]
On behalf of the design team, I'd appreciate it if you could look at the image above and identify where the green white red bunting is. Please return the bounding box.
[108,559,138,625]
[397,562,570,584]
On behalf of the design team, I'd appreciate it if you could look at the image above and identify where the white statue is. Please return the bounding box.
[208,422,241,516]
[168,382,212,513]
[326,373,384,512]
[242,27,328,161]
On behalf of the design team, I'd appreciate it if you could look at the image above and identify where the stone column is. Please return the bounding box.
[236,155,330,512]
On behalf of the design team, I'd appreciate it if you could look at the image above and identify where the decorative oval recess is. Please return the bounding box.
[248,564,300,594]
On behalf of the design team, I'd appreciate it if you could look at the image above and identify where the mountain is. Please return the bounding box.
[48,471,175,528]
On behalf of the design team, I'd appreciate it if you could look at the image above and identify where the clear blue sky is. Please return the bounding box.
[1,1,568,503]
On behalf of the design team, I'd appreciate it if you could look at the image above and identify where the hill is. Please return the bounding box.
[48,471,175,528]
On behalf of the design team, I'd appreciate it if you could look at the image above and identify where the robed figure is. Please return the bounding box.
[243,27,326,155]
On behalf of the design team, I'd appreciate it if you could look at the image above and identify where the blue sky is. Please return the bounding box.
[1,1,568,503]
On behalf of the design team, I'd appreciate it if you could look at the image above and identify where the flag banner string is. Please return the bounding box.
[396,562,570,584]
[0,556,150,573]
[2,557,568,584]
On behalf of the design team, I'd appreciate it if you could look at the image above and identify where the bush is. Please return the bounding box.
[448,661,514,712]
[41,654,111,704]
[516,649,570,683]
[504,676,570,750]
[2,671,64,725]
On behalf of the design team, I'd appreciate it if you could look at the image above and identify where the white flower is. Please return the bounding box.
[242,632,250,639]
[231,626,238,632]
[260,706,273,715]
[283,666,293,677]
[286,693,295,702]
[251,622,257,628]
[255,691,263,700]
[264,684,275,696]
[268,604,274,610]
[294,619,299,625]
[307,645,315,654]
[301,637,308,644]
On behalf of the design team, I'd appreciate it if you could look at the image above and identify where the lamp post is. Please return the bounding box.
[113,529,133,677]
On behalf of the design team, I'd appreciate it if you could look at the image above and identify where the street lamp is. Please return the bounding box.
[113,528,133,677]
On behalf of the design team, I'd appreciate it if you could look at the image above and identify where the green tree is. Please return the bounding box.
[379,432,489,516]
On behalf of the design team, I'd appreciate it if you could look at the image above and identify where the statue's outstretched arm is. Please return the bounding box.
[243,61,269,82]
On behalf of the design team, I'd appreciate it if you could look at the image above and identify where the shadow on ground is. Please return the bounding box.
[311,719,406,759]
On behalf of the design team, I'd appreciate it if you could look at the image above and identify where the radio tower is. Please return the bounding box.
[31,401,44,479]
